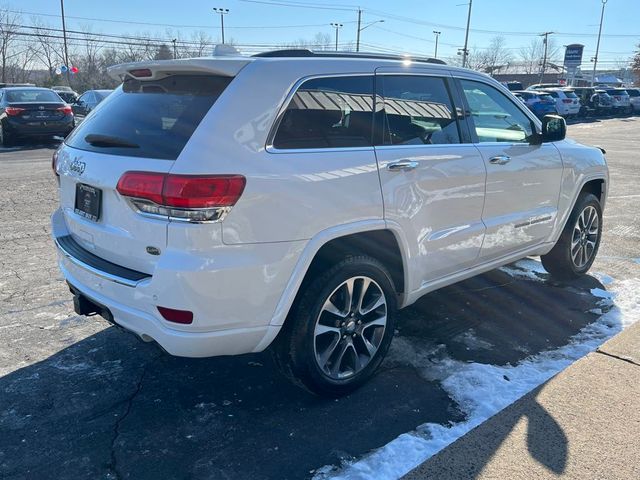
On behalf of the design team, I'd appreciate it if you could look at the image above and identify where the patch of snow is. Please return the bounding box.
[452,329,494,350]
[315,278,640,480]
[499,258,546,282]
[592,272,614,286]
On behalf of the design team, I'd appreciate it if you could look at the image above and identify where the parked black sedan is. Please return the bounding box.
[0,87,74,147]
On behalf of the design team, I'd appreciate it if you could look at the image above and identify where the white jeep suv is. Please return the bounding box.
[52,51,608,396]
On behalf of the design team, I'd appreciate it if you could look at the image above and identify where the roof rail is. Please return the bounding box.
[252,49,446,65]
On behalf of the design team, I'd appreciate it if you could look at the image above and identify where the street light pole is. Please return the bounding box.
[213,7,230,45]
[591,0,608,86]
[356,9,362,52]
[538,31,554,83]
[172,38,177,59]
[330,23,343,51]
[462,0,473,68]
[433,31,441,59]
[357,18,384,52]
[59,0,71,85]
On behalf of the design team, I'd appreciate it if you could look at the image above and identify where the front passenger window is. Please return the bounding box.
[460,80,534,143]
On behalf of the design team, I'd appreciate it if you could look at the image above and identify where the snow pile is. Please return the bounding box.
[315,266,640,480]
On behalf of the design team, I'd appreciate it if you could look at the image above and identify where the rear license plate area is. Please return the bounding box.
[74,183,102,222]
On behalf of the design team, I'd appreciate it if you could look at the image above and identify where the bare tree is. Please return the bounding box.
[483,36,512,75]
[519,37,560,75]
[0,8,21,82]
[632,44,640,85]
[30,19,66,84]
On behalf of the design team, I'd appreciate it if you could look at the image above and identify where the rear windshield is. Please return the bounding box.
[627,89,639,97]
[564,91,578,98]
[65,74,232,160]
[6,89,62,103]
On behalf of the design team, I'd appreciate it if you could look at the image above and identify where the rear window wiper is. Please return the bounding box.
[84,134,139,148]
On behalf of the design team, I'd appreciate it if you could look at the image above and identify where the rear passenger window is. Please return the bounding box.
[272,76,374,149]
[377,75,460,145]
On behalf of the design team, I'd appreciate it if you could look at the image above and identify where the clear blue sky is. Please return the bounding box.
[16,0,639,65]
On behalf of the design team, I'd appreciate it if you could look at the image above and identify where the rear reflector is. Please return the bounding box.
[157,306,193,324]
[57,105,73,115]
[5,107,25,116]
[116,171,246,222]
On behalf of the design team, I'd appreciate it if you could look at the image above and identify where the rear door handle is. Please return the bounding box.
[387,160,419,171]
[489,155,511,165]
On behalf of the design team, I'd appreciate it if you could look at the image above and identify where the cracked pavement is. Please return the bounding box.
[1,118,639,479]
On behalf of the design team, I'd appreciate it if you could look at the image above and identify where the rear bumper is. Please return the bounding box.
[4,117,73,136]
[51,208,303,357]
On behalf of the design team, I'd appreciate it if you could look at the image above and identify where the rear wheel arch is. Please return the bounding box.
[300,229,406,297]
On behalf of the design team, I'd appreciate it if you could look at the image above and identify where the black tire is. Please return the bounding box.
[541,193,602,280]
[0,124,12,147]
[272,255,397,397]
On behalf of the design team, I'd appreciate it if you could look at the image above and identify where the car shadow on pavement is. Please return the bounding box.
[0,267,607,480]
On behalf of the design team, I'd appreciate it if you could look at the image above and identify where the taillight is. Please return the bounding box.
[5,106,25,116]
[116,171,246,222]
[562,99,572,104]
[57,105,73,115]
[614,95,621,101]
[52,150,60,181]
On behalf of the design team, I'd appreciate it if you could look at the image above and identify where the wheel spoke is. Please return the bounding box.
[355,278,371,314]
[315,324,341,336]
[361,335,377,357]
[360,294,385,315]
[322,298,348,318]
[344,278,355,313]
[329,340,351,377]
[362,314,387,332]
[316,335,341,370]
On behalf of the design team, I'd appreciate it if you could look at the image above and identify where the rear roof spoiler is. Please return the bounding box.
[107,57,253,82]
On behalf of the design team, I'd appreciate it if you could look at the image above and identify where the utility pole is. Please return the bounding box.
[59,0,71,86]
[538,31,554,83]
[462,0,473,68]
[330,23,343,51]
[433,31,441,59]
[172,39,177,59]
[356,9,362,52]
[213,7,229,45]
[591,0,608,86]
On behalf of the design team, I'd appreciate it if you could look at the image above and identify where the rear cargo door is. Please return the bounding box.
[57,73,232,274]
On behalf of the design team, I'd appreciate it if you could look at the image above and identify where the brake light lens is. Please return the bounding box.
[52,150,60,181]
[5,107,25,116]
[57,105,73,115]
[116,172,246,222]
[562,99,573,104]
[128,68,152,78]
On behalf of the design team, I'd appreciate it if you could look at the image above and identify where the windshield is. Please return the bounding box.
[6,89,62,103]
[65,74,232,160]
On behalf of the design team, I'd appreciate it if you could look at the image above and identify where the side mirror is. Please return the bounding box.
[531,114,566,144]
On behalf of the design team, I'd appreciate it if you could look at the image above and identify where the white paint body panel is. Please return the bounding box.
[52,56,608,358]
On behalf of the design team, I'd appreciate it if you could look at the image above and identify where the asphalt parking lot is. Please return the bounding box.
[1,117,639,480]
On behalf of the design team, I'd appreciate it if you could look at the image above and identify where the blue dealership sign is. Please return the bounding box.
[564,44,584,68]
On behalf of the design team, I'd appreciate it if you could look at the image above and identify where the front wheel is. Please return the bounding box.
[272,256,397,397]
[541,193,602,280]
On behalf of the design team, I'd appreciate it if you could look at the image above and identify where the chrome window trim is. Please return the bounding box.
[265,72,375,154]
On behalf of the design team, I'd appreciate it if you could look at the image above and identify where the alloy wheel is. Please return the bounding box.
[571,205,599,268]
[313,276,387,380]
